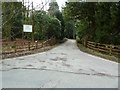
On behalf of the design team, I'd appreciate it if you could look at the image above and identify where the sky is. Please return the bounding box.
[56,0,68,9]
[19,0,67,11]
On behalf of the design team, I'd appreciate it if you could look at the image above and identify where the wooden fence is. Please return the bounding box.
[1,37,56,54]
[86,41,120,56]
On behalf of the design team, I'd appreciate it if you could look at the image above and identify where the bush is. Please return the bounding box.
[76,36,81,43]
[34,32,39,40]
[46,17,61,39]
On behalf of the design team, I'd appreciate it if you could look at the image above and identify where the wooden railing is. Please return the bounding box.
[1,37,56,54]
[86,41,120,56]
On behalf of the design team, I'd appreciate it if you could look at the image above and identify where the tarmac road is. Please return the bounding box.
[0,39,119,88]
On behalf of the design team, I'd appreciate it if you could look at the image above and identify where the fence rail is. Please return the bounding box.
[1,37,56,54]
[86,41,120,56]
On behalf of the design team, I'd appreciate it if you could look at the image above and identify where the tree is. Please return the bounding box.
[46,17,61,39]
[54,11,65,39]
[110,2,120,44]
[48,0,59,16]
[63,2,120,45]
[48,1,65,40]
[2,2,23,41]
[34,10,50,40]
[94,2,120,44]
[64,21,75,39]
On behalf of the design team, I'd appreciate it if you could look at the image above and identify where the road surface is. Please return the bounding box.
[0,39,119,88]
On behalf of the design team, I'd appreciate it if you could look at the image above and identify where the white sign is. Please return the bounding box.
[23,24,32,32]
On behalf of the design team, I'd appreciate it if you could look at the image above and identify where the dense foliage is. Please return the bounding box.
[34,10,50,40]
[3,1,119,45]
[46,17,61,39]
[2,1,64,41]
[2,2,23,41]
[48,1,65,39]
[63,2,120,45]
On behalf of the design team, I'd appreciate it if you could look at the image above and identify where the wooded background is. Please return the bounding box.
[2,1,120,46]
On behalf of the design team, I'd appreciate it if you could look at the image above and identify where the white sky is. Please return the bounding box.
[19,0,67,11]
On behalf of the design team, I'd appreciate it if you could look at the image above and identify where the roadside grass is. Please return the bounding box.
[77,42,119,63]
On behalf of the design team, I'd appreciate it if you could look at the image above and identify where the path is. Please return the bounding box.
[0,39,119,88]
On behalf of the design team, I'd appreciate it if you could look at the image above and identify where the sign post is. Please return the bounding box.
[23,24,32,32]
[23,24,33,41]
[32,2,34,42]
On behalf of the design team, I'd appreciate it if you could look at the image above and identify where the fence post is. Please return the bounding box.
[84,40,87,47]
[45,41,47,46]
[52,38,54,45]
[14,41,17,53]
[51,38,52,45]
[49,39,51,46]
[36,41,38,49]
[97,43,99,52]
[51,38,53,45]
[109,46,112,55]
[46,40,48,46]
[86,40,88,47]
[44,41,46,47]
[41,41,43,48]
[28,41,30,51]
[53,38,56,45]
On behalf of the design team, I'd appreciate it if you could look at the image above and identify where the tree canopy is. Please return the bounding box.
[2,1,120,45]
[2,2,23,41]
[63,2,120,45]
[2,1,64,41]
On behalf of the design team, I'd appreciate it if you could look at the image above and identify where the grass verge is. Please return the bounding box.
[77,42,120,63]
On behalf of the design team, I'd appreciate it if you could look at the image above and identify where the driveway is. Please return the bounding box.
[0,39,119,88]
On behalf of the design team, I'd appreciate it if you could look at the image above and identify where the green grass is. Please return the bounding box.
[77,42,120,63]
